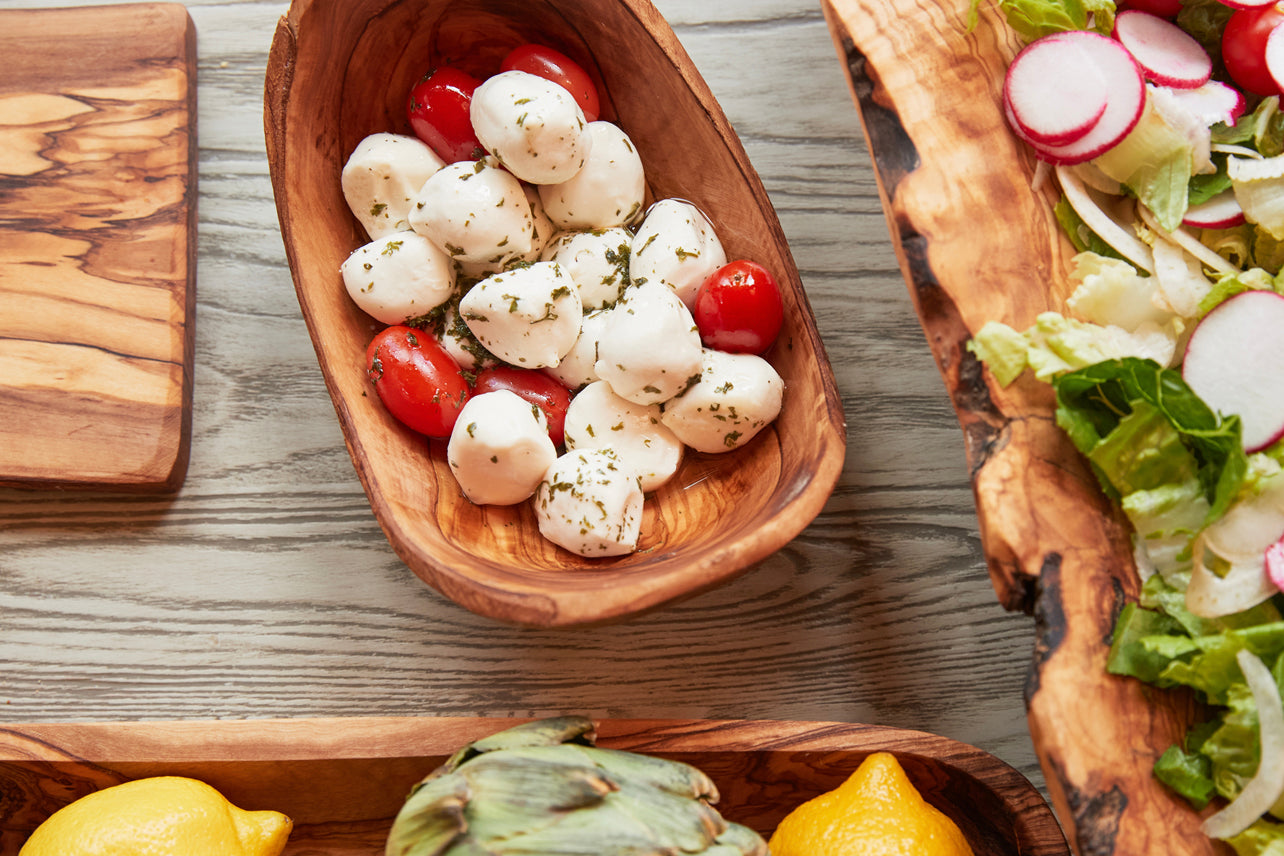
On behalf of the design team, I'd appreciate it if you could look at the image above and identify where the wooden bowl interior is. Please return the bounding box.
[265,0,845,625]
[0,718,1068,855]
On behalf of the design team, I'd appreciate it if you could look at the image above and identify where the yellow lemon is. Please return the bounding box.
[769,752,974,856]
[19,775,292,856]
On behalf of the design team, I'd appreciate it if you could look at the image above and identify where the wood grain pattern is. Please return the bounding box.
[0,3,197,492]
[0,716,1068,856]
[820,0,1225,854]
[0,0,1050,836]
[262,0,847,627]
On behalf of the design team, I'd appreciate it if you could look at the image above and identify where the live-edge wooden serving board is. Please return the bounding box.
[821,0,1227,853]
[0,3,197,491]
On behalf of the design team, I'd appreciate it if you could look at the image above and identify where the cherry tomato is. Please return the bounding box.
[407,67,485,162]
[692,260,785,355]
[500,44,601,122]
[473,366,573,447]
[1223,3,1284,96]
[366,326,470,438]
[1116,0,1182,18]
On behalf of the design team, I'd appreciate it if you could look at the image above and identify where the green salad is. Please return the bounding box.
[969,0,1284,848]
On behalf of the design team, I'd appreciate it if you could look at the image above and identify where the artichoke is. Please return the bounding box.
[386,716,769,856]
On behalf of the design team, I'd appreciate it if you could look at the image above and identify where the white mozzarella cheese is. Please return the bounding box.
[539,121,645,230]
[447,389,557,506]
[409,157,535,265]
[341,133,445,239]
[629,198,727,309]
[542,307,610,390]
[535,448,644,557]
[470,70,592,185]
[458,261,582,368]
[539,227,633,310]
[563,380,683,492]
[340,232,455,325]
[660,349,784,453]
[521,183,558,262]
[594,280,703,405]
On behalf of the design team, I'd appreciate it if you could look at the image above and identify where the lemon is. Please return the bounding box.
[19,775,292,856]
[768,751,975,856]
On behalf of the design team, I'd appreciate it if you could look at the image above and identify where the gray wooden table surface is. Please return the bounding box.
[0,0,1046,799]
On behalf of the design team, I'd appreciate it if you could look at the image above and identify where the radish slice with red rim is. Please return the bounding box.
[1183,188,1246,228]
[1166,79,1247,126]
[1181,289,1284,452]
[1027,33,1148,164]
[1004,34,1111,145]
[1267,535,1284,592]
[1114,9,1214,88]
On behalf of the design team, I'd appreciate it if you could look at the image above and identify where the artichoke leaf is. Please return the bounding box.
[386,773,472,856]
[589,747,720,801]
[609,779,727,850]
[486,802,680,856]
[711,822,770,856]
[451,717,596,771]
[461,750,616,841]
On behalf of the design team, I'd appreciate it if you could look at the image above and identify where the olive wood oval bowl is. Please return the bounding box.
[262,0,845,628]
[0,716,1068,855]
[821,0,1224,854]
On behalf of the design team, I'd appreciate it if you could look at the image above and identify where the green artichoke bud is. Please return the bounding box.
[386,716,768,856]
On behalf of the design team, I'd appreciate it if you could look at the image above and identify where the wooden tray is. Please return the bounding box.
[820,1,1223,854]
[0,716,1068,855]
[0,3,197,492]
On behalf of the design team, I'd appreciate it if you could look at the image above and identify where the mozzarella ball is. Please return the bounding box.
[629,198,727,309]
[660,349,783,453]
[543,307,610,390]
[535,448,644,557]
[522,184,558,262]
[341,132,444,239]
[538,121,645,230]
[448,390,557,506]
[409,157,535,265]
[458,261,582,368]
[594,280,703,406]
[563,381,683,493]
[470,70,592,185]
[340,232,455,325]
[539,227,632,310]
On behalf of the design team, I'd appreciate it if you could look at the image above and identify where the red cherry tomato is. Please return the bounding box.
[692,260,785,355]
[473,366,573,447]
[500,44,601,122]
[1116,0,1182,18]
[407,67,485,162]
[1223,3,1284,96]
[366,326,470,438]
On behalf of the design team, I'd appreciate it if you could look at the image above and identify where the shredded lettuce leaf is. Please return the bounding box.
[1052,357,1248,522]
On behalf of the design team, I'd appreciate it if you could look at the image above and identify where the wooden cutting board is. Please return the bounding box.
[0,3,197,492]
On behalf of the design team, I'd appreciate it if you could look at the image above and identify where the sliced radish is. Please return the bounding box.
[1218,0,1278,10]
[1266,22,1284,93]
[1166,80,1248,127]
[1183,188,1247,228]
[1114,9,1214,88]
[1004,35,1111,145]
[1019,32,1148,164]
[1182,290,1284,452]
[1267,535,1284,592]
